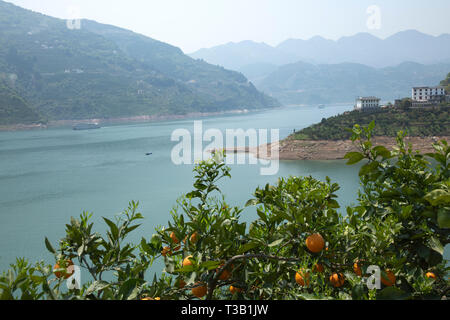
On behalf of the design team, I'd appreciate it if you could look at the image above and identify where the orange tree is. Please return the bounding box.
[0,123,449,300]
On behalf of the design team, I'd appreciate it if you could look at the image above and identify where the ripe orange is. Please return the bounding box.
[178,279,187,289]
[190,232,199,243]
[230,285,243,295]
[170,232,179,244]
[353,261,362,277]
[426,272,436,279]
[183,255,194,267]
[141,297,160,300]
[329,273,345,287]
[53,259,74,279]
[313,263,324,273]
[192,282,207,298]
[216,264,233,281]
[295,269,310,287]
[306,233,325,253]
[381,270,396,287]
[161,246,172,257]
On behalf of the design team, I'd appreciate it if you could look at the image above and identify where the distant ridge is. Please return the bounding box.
[190,30,450,71]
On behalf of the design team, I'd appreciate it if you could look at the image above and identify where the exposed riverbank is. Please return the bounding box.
[227,136,449,160]
[0,108,261,132]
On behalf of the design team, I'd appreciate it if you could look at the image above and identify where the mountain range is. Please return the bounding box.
[0,1,278,125]
[190,31,450,72]
[257,61,450,105]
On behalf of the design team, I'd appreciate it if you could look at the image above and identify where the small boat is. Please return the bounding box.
[73,123,101,130]
[145,153,153,156]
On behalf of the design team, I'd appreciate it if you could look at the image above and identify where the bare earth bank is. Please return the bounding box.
[225,136,449,160]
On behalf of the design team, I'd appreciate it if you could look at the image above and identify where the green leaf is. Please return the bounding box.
[268,239,283,247]
[437,209,450,229]
[44,237,56,254]
[424,190,450,206]
[238,241,261,254]
[428,237,444,255]
[86,281,111,295]
[373,145,391,159]
[344,152,364,165]
[103,218,119,240]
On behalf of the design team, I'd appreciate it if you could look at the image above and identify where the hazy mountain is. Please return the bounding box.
[258,61,450,105]
[190,30,450,72]
[0,1,278,124]
[190,40,299,72]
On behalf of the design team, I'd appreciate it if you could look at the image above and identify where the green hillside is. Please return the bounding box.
[290,106,450,141]
[0,1,278,124]
[0,84,41,125]
[258,61,450,105]
[441,72,450,92]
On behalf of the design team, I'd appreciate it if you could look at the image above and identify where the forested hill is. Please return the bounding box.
[0,1,279,124]
[0,84,41,125]
[290,107,450,141]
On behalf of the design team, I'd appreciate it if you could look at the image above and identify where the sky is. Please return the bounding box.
[4,0,450,53]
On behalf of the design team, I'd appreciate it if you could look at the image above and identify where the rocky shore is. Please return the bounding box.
[226,136,449,160]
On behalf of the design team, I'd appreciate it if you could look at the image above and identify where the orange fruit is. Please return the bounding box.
[161,246,172,257]
[230,285,243,295]
[353,261,362,276]
[295,269,310,287]
[190,232,199,243]
[426,272,436,279]
[329,273,345,287]
[183,255,194,267]
[313,263,324,273]
[306,233,325,253]
[216,265,232,281]
[53,259,74,279]
[170,232,179,244]
[192,282,207,298]
[381,270,396,287]
[141,297,160,300]
[178,279,187,289]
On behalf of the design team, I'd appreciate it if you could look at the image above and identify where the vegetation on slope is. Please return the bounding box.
[0,124,449,300]
[0,84,43,125]
[0,1,278,124]
[290,106,449,141]
[441,72,450,93]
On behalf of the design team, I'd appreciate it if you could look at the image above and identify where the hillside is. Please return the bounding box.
[441,72,450,92]
[290,107,450,141]
[258,62,450,105]
[0,84,41,125]
[0,1,278,124]
[190,30,450,71]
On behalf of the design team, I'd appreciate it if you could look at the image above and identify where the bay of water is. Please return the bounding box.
[0,105,363,274]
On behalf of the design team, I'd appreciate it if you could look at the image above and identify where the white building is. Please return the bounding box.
[412,86,445,102]
[354,97,381,110]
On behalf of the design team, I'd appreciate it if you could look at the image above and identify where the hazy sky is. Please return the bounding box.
[5,0,450,53]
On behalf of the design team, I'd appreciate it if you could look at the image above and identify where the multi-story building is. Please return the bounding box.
[354,97,380,111]
[412,86,445,102]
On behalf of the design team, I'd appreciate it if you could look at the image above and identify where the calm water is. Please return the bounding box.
[0,105,365,274]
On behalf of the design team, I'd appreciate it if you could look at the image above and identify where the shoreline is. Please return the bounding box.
[0,108,270,132]
[226,136,449,161]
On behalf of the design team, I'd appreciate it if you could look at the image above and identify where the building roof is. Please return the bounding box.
[357,96,380,100]
[412,86,445,89]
